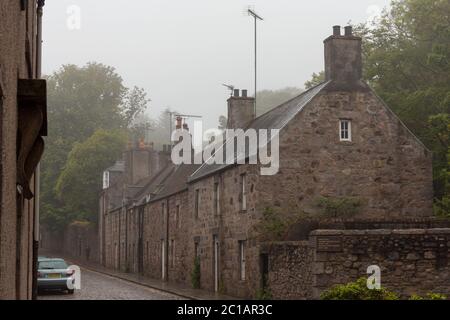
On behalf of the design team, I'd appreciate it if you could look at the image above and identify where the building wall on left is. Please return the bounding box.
[0,0,38,300]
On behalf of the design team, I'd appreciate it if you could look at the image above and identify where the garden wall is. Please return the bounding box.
[267,228,450,299]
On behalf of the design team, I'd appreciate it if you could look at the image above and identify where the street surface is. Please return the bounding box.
[38,267,183,300]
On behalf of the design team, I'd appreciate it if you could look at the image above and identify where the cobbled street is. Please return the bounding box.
[38,267,184,300]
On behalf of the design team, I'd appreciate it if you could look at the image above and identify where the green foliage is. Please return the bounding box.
[254,207,307,241]
[40,204,73,233]
[321,278,448,300]
[256,287,273,300]
[320,278,399,300]
[55,129,126,222]
[353,0,450,207]
[304,71,325,89]
[41,62,149,231]
[256,87,303,116]
[430,115,450,217]
[218,279,226,295]
[191,256,201,289]
[409,293,448,300]
[315,197,363,218]
[122,86,150,127]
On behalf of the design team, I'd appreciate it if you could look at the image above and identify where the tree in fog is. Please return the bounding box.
[41,62,149,229]
[355,0,450,214]
[218,115,227,130]
[256,87,303,116]
[304,71,325,89]
[55,129,126,223]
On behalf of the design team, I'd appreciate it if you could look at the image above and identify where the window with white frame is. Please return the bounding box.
[214,182,220,216]
[239,240,246,281]
[240,174,247,211]
[339,119,352,141]
[102,171,110,189]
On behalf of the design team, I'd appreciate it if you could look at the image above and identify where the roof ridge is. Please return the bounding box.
[189,81,330,182]
[132,163,175,200]
[146,164,201,203]
[248,81,327,125]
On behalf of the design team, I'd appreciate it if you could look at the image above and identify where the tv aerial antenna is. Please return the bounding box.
[222,83,235,96]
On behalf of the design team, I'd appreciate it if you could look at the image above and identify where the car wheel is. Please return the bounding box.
[68,289,75,294]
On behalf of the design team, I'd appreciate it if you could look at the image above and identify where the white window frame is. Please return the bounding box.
[103,170,110,189]
[239,240,246,281]
[240,174,247,211]
[339,119,352,142]
[214,182,220,216]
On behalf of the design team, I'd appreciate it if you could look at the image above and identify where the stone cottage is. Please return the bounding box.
[99,26,449,299]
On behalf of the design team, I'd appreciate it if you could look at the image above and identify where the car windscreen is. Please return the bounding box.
[38,260,68,270]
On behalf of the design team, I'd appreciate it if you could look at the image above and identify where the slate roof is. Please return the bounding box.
[149,164,201,203]
[189,81,330,182]
[106,160,125,172]
[133,163,177,205]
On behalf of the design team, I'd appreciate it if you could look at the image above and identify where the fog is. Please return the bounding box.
[42,0,390,130]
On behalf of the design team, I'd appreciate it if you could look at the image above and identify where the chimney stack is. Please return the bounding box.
[226,89,255,129]
[324,25,362,85]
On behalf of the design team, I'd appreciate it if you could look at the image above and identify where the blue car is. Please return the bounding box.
[37,258,75,294]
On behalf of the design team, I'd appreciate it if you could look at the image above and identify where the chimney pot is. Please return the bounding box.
[175,116,182,129]
[344,26,353,36]
[333,25,341,36]
[233,89,240,97]
[242,89,248,98]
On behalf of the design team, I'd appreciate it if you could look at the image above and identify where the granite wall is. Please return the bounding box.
[266,228,450,299]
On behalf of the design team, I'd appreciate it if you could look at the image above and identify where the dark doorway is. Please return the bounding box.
[260,253,269,289]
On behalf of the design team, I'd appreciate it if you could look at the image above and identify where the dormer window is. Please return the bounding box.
[339,119,352,141]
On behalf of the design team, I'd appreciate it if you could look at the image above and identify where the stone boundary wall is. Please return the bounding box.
[267,228,450,299]
[265,241,314,299]
[286,218,450,240]
[40,223,99,264]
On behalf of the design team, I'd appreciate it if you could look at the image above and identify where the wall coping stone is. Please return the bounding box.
[309,230,343,236]
[425,228,450,234]
[310,228,450,237]
[261,241,310,246]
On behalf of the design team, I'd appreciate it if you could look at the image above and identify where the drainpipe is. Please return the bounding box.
[32,0,45,301]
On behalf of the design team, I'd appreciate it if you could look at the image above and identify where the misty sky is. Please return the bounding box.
[42,0,390,130]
